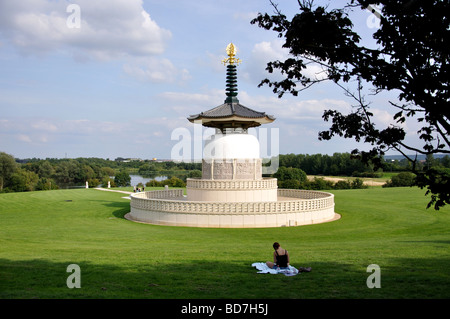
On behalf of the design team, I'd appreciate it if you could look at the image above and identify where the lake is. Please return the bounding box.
[129,175,167,186]
[60,175,168,189]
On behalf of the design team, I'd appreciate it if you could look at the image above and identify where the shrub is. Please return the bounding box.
[187,170,202,178]
[35,177,59,191]
[146,180,161,187]
[302,177,334,190]
[114,170,131,187]
[383,172,416,187]
[334,180,352,189]
[351,178,367,189]
[279,179,301,189]
[273,167,307,183]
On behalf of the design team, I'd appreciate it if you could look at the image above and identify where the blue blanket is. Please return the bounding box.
[252,262,299,276]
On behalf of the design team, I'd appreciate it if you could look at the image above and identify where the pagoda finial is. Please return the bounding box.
[222,43,242,65]
[222,43,241,104]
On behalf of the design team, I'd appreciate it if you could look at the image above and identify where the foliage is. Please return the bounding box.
[302,177,335,190]
[272,165,368,190]
[273,166,307,182]
[383,171,416,188]
[3,151,448,195]
[415,167,450,210]
[251,0,450,209]
[278,179,301,189]
[187,169,202,178]
[0,152,17,191]
[114,170,131,187]
[9,169,39,192]
[276,152,377,176]
[2,153,200,193]
[145,176,186,188]
[274,167,368,190]
[35,177,59,191]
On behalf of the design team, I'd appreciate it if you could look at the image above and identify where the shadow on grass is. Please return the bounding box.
[84,199,130,219]
[0,257,263,299]
[1,255,449,299]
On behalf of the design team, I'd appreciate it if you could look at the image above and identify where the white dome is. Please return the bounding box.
[203,133,260,160]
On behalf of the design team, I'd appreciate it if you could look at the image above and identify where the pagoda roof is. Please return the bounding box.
[187,102,275,128]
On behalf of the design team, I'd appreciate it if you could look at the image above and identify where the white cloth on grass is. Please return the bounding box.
[252,262,299,276]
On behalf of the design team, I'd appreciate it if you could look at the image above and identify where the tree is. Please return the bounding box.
[0,152,18,191]
[37,160,55,178]
[279,179,301,189]
[273,166,307,183]
[383,171,416,188]
[252,0,449,209]
[187,169,202,179]
[35,177,59,191]
[10,168,39,192]
[114,170,131,187]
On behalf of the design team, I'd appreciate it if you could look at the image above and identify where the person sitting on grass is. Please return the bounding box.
[266,242,311,272]
[266,242,289,270]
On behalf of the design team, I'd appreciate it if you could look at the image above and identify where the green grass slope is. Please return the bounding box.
[0,187,449,299]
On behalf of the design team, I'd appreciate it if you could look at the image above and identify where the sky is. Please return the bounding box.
[0,0,419,160]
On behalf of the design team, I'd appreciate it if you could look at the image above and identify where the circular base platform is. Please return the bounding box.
[128,189,337,228]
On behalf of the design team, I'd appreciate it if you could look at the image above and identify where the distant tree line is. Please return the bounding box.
[272,166,367,190]
[0,152,201,193]
[2,151,449,194]
[270,153,450,191]
[275,153,376,177]
[272,153,450,177]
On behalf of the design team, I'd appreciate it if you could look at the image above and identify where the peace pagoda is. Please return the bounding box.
[127,44,337,228]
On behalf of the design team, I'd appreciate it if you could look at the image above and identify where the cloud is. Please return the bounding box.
[31,120,58,132]
[237,91,351,122]
[243,39,328,87]
[16,134,32,143]
[158,89,225,116]
[242,39,289,85]
[123,57,190,84]
[233,11,258,22]
[0,0,172,60]
[0,116,178,143]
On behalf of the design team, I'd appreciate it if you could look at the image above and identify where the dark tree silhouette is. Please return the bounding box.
[252,0,449,209]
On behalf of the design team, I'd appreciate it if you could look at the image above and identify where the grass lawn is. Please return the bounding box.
[0,186,449,299]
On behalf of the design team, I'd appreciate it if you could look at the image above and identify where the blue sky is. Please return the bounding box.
[0,0,416,160]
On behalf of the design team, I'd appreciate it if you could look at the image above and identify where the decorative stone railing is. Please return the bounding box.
[186,178,277,190]
[139,189,184,199]
[130,189,334,215]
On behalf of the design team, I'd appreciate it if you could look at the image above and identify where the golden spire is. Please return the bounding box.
[222,43,242,65]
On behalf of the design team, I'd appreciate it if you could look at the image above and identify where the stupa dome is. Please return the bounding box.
[203,133,259,160]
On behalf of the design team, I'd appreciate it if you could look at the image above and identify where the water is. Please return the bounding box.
[130,175,167,186]
[60,175,168,188]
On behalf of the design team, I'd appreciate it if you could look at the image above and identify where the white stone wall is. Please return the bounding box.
[128,189,336,228]
[186,178,277,202]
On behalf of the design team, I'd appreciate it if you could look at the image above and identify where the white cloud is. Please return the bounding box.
[243,39,328,87]
[233,11,258,22]
[123,57,190,84]
[158,89,225,116]
[0,0,172,60]
[31,120,58,132]
[17,134,32,143]
[237,91,351,121]
[242,39,289,85]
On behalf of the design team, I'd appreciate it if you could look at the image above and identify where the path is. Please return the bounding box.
[94,187,133,198]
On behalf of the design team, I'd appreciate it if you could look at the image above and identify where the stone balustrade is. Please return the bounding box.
[186,178,277,190]
[131,190,334,214]
[186,177,278,202]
